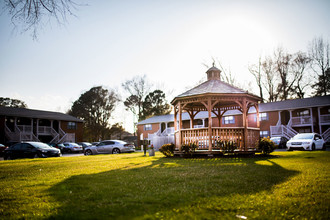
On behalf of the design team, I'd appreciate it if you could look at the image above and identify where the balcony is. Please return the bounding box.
[291,116,312,126]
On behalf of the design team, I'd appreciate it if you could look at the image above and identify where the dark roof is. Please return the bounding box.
[0,107,83,122]
[175,79,247,98]
[259,95,330,112]
[138,95,330,125]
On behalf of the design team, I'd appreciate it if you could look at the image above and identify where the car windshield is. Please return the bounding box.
[31,142,53,149]
[292,134,313,140]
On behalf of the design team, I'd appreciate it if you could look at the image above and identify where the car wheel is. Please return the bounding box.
[287,148,292,151]
[67,149,72,153]
[322,144,326,151]
[112,148,120,154]
[34,153,40,158]
[4,155,11,160]
[85,150,93,156]
[312,144,315,151]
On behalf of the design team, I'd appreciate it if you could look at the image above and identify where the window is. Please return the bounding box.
[144,124,152,131]
[194,119,204,128]
[21,143,32,150]
[260,131,269,138]
[259,112,269,121]
[67,122,77,130]
[223,116,235,124]
[297,109,309,116]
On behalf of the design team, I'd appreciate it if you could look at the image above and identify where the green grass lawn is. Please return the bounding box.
[0,151,329,219]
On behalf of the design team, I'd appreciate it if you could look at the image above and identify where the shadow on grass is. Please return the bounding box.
[47,156,298,219]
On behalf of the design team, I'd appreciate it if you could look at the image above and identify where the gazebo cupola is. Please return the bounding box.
[206,64,221,81]
[171,64,262,153]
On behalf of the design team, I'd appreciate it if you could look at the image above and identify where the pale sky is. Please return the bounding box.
[0,0,329,133]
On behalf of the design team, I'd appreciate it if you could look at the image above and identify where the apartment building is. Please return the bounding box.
[0,107,84,145]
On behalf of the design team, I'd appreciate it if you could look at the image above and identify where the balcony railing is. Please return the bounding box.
[291,116,312,126]
[320,114,330,124]
[17,125,32,133]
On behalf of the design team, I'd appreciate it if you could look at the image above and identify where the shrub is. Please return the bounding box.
[159,143,175,157]
[181,143,198,155]
[216,140,238,153]
[257,137,276,155]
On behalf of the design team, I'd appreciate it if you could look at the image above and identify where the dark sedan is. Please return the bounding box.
[4,142,61,160]
[48,143,65,153]
[0,144,7,156]
[270,136,288,149]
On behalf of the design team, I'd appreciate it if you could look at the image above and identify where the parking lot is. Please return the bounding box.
[0,152,85,161]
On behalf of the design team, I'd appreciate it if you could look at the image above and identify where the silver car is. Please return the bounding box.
[84,140,135,155]
[286,133,325,151]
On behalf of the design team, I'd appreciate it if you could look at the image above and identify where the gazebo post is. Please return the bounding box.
[208,97,212,151]
[256,104,260,128]
[178,102,182,152]
[174,105,178,149]
[242,98,248,151]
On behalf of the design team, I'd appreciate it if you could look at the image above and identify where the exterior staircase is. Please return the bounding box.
[270,125,298,140]
[5,124,69,143]
[322,127,330,143]
[5,125,40,142]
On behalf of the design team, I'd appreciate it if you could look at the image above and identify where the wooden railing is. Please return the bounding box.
[246,128,260,150]
[179,127,260,151]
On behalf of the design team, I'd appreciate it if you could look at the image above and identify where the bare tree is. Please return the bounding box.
[122,75,151,121]
[262,56,278,102]
[3,0,80,39]
[308,37,330,96]
[248,56,264,101]
[273,47,299,100]
[291,52,312,99]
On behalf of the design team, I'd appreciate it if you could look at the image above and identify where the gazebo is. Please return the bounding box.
[171,65,262,153]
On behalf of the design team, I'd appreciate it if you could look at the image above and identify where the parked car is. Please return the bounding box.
[0,144,8,156]
[286,133,325,151]
[63,142,83,153]
[48,143,65,153]
[270,136,288,149]
[4,142,61,160]
[77,142,92,150]
[84,140,135,155]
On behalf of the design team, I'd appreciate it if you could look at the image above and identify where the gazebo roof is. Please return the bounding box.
[175,79,247,98]
[171,65,261,105]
